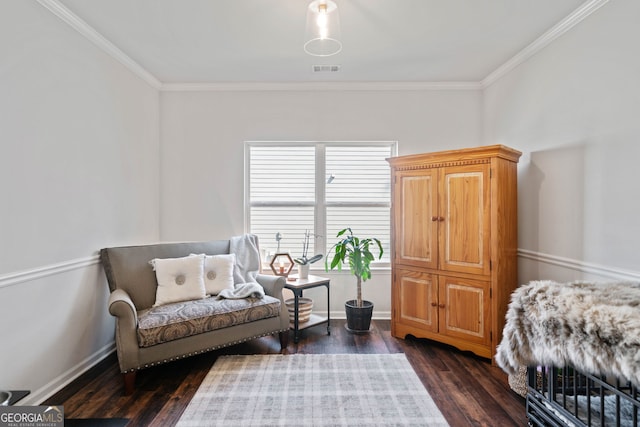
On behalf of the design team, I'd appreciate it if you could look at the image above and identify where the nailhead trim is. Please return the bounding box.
[121,328,289,373]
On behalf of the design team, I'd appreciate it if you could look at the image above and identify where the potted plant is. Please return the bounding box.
[325,228,383,333]
[292,230,323,279]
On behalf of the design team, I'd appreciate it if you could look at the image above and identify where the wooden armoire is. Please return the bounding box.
[387,145,521,360]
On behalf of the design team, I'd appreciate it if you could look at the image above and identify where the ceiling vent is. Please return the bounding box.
[312,65,341,73]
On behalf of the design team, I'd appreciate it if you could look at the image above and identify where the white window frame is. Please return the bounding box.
[244,141,398,269]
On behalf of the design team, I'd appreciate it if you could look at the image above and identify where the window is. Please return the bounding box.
[245,141,396,267]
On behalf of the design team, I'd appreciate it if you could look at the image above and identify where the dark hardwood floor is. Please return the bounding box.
[43,320,526,426]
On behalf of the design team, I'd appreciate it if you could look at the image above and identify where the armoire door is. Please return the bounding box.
[394,269,437,333]
[438,164,491,276]
[438,275,490,346]
[393,169,438,270]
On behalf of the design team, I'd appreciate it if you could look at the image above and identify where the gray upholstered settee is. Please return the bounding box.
[100,238,289,394]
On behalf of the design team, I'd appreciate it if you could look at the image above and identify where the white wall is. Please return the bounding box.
[160,89,482,315]
[6,0,636,404]
[484,0,640,283]
[0,2,159,403]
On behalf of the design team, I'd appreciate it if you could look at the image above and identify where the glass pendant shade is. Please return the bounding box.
[304,0,342,57]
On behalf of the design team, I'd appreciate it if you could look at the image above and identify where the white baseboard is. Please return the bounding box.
[20,342,115,406]
[329,311,391,320]
[372,311,392,320]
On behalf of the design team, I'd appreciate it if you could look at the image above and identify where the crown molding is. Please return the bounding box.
[36,0,162,90]
[37,0,608,92]
[518,249,640,282]
[481,0,610,88]
[161,81,482,92]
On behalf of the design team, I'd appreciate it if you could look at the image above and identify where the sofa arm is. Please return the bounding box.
[108,288,141,372]
[256,274,285,299]
[256,274,290,332]
[108,288,138,325]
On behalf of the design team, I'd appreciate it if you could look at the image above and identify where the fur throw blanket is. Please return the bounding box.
[496,280,640,386]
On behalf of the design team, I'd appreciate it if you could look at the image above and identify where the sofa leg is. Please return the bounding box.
[279,331,289,350]
[123,371,136,395]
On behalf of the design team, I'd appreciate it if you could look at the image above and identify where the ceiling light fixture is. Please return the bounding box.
[304,0,342,57]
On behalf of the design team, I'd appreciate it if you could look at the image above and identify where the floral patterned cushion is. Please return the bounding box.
[136,295,281,348]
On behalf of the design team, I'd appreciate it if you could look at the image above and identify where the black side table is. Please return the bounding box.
[284,275,330,343]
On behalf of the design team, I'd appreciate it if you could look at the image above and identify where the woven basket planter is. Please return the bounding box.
[285,297,313,323]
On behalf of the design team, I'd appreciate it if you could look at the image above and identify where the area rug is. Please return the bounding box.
[176,353,448,427]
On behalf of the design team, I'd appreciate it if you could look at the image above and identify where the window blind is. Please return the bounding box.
[246,142,395,265]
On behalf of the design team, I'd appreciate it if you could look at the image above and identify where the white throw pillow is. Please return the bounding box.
[150,254,206,307]
[200,253,236,296]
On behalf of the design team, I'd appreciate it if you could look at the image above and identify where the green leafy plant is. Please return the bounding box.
[325,228,383,307]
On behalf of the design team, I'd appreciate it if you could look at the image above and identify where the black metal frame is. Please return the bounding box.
[284,276,331,343]
[526,366,640,426]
